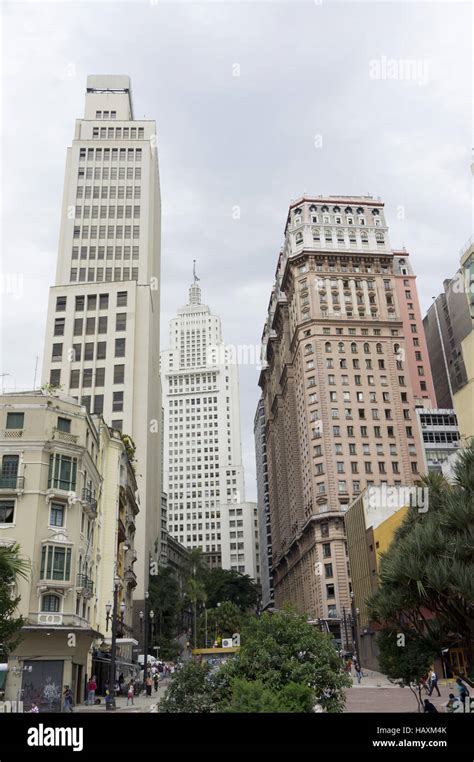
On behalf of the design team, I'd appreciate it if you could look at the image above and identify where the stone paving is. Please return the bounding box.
[344,668,458,713]
[75,681,168,713]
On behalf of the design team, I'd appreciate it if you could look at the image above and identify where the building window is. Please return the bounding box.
[56,296,67,311]
[40,545,72,581]
[117,291,128,307]
[114,365,125,384]
[48,454,77,491]
[116,313,127,331]
[0,500,15,524]
[6,412,24,430]
[115,338,126,357]
[326,584,335,598]
[49,502,65,527]
[113,392,124,412]
[57,417,71,433]
[41,594,60,613]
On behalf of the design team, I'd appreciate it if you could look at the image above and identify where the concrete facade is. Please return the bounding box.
[254,398,274,610]
[0,391,140,708]
[219,501,260,581]
[259,195,426,648]
[40,76,163,614]
[161,280,246,563]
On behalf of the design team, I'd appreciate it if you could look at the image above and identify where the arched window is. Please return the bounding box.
[351,342,357,353]
[376,343,383,354]
[42,594,60,613]
[363,342,370,354]
[325,342,332,353]
[338,342,345,353]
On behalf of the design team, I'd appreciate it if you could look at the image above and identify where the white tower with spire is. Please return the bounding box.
[160,269,247,567]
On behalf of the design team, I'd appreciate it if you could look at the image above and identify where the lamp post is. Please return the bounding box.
[139,591,154,694]
[350,591,360,664]
[204,603,208,649]
[105,579,123,711]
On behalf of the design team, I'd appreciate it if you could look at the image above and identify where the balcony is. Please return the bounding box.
[76,573,94,597]
[124,567,137,588]
[0,475,25,491]
[53,428,78,445]
[81,488,97,517]
[1,429,23,439]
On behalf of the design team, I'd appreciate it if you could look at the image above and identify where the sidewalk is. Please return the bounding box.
[76,681,168,713]
[345,669,458,713]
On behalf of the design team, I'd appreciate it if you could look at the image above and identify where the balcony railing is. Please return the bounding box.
[53,428,78,444]
[0,475,25,490]
[1,429,23,439]
[81,488,97,513]
[76,574,94,594]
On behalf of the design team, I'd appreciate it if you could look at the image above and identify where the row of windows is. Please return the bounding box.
[73,225,140,239]
[296,258,392,275]
[56,292,127,312]
[91,125,144,139]
[295,229,385,247]
[54,316,127,339]
[77,170,141,191]
[72,245,139,261]
[78,148,142,168]
[70,267,138,283]
[75,204,140,218]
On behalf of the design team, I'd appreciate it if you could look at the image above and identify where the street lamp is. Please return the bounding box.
[105,578,122,711]
[139,592,155,694]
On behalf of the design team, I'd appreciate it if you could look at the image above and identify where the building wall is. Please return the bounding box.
[220,501,260,581]
[453,331,474,445]
[254,398,274,610]
[161,283,246,558]
[0,392,102,706]
[393,252,436,407]
[259,196,426,644]
[40,76,162,605]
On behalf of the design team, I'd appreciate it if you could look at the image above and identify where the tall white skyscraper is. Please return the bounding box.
[161,274,251,568]
[41,76,162,619]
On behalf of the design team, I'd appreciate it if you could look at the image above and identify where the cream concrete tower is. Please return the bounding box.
[161,271,247,567]
[41,76,162,623]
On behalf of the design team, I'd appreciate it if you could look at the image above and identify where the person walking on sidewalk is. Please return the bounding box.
[86,676,97,705]
[354,663,363,684]
[455,677,470,710]
[127,681,135,706]
[146,673,153,697]
[428,669,441,697]
[63,686,74,713]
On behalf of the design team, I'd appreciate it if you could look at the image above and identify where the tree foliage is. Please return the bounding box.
[377,630,437,712]
[203,568,258,611]
[159,661,220,713]
[223,678,314,713]
[198,600,243,646]
[369,442,474,679]
[0,544,29,659]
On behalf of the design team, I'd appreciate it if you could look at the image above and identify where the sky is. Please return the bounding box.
[0,0,472,500]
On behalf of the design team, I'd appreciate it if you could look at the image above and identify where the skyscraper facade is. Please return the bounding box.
[259,195,426,646]
[161,277,253,569]
[41,76,162,619]
[254,397,274,610]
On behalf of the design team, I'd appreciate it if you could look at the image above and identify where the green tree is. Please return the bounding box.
[203,568,258,611]
[0,544,30,659]
[220,609,350,712]
[377,630,437,712]
[159,661,220,713]
[369,442,474,679]
[198,600,243,647]
[148,567,183,659]
[224,678,314,713]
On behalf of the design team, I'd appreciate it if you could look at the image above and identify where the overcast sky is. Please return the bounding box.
[1,0,472,500]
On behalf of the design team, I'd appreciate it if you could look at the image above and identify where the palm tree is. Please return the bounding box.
[0,543,30,582]
[369,440,474,680]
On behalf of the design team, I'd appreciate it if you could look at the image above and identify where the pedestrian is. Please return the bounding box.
[153,672,159,693]
[445,693,459,713]
[428,669,441,697]
[29,702,39,713]
[127,681,135,706]
[455,678,470,710]
[118,673,125,695]
[423,699,438,713]
[146,673,153,697]
[86,675,97,705]
[63,686,74,713]
[420,675,430,694]
[354,663,363,684]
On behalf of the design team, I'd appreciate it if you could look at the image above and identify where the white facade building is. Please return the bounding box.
[41,75,162,614]
[161,277,258,576]
[220,502,260,581]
